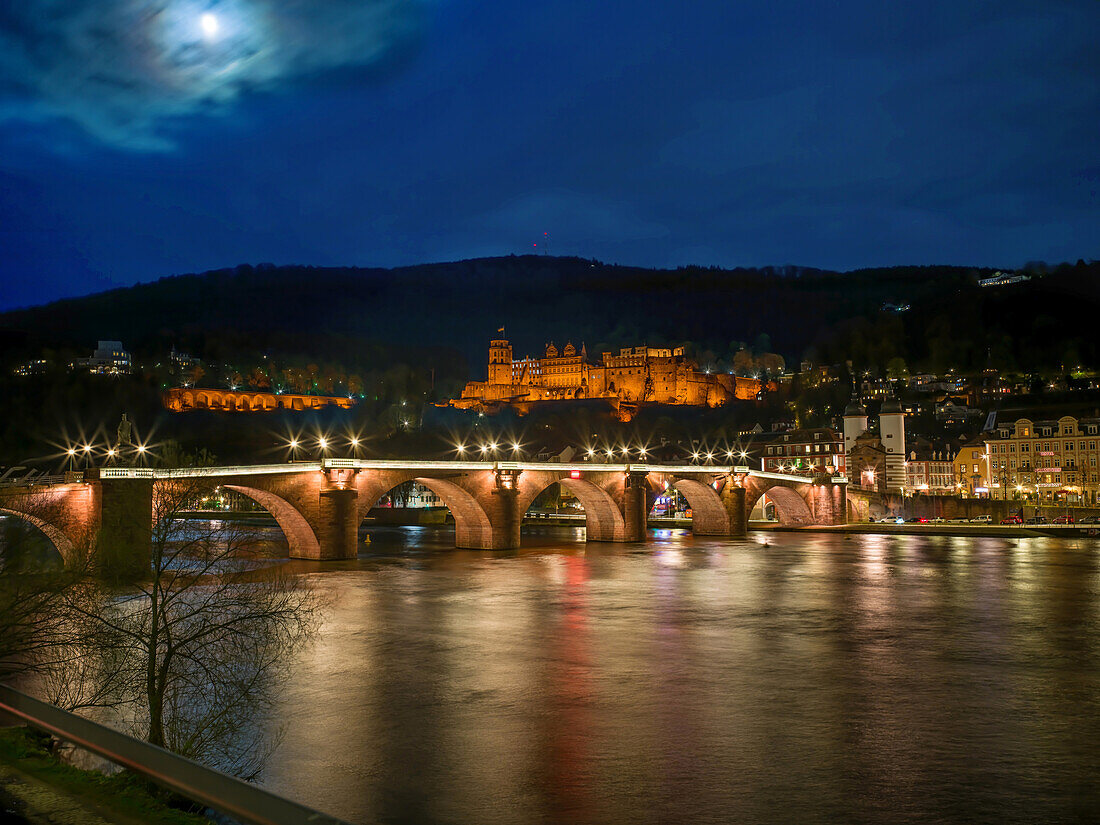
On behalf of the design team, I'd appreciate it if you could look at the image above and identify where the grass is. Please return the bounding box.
[0,726,209,824]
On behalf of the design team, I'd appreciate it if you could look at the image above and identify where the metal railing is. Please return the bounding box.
[0,684,352,825]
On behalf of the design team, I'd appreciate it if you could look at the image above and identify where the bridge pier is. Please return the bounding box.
[721,482,747,539]
[96,473,152,579]
[622,472,649,542]
[479,469,522,550]
[807,480,847,526]
[316,486,359,560]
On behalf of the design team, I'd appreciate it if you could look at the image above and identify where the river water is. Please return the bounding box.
[252,526,1100,824]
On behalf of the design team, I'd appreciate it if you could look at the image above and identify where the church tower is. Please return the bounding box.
[880,393,907,493]
[487,338,513,385]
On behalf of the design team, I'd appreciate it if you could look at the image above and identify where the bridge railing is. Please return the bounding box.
[0,684,351,825]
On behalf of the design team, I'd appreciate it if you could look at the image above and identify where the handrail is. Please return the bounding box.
[0,684,352,825]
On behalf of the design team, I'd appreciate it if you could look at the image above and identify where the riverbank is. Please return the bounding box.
[0,727,206,825]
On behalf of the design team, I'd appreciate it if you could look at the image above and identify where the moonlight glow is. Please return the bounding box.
[200,12,219,39]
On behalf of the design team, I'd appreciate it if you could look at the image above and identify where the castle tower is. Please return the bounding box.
[842,394,868,477]
[487,338,513,385]
[880,393,906,493]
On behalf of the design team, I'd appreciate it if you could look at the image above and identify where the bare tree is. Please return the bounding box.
[60,474,322,778]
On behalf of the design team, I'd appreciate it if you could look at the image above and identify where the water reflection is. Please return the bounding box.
[72,522,1096,825]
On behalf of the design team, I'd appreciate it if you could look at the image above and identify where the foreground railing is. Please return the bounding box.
[0,685,351,825]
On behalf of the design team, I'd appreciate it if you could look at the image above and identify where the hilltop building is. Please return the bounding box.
[449,336,763,418]
[73,341,131,375]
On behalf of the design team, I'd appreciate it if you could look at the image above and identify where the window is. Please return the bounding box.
[973,464,980,474]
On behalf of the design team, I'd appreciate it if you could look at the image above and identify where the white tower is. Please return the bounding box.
[880,394,906,493]
[842,395,868,478]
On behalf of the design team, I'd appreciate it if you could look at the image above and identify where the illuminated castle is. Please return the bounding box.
[449,336,763,417]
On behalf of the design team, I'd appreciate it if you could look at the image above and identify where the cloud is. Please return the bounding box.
[0,0,421,150]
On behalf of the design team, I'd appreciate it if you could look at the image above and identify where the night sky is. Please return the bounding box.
[1,0,1097,310]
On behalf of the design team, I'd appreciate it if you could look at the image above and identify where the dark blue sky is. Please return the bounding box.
[1,0,1097,309]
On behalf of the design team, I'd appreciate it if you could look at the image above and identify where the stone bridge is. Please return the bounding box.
[0,460,846,572]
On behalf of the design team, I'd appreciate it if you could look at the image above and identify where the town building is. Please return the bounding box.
[903,440,957,494]
[743,428,846,476]
[449,336,763,418]
[73,341,132,375]
[13,359,48,377]
[953,437,990,497]
[984,415,1100,504]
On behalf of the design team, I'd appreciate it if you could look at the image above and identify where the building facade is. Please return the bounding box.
[984,416,1100,504]
[73,341,132,375]
[745,428,846,477]
[451,336,763,415]
[953,438,990,497]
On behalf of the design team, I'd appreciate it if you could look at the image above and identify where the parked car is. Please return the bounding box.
[1000,516,1023,525]
[1053,515,1075,524]
[969,514,993,523]
[1077,515,1098,524]
[930,516,945,523]
[1025,516,1046,525]
[905,517,929,523]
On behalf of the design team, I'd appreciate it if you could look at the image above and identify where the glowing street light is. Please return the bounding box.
[587,447,596,458]
[318,437,328,452]
[456,443,467,455]
[511,442,522,454]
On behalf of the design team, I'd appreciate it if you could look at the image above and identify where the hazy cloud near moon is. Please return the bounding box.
[0,0,422,150]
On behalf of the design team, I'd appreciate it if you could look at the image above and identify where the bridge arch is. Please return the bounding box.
[745,483,813,525]
[0,508,73,562]
[356,473,495,550]
[660,477,730,535]
[413,478,493,549]
[221,485,321,559]
[518,476,626,542]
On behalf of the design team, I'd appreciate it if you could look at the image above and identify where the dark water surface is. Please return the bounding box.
[259,526,1100,824]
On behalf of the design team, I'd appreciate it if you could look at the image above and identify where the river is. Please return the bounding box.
[251,525,1100,824]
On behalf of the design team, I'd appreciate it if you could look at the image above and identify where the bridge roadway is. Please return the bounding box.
[0,459,847,575]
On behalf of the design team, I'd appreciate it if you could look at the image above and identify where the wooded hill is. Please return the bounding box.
[1,255,1096,376]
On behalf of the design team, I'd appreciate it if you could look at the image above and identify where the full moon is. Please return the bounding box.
[200,12,219,39]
